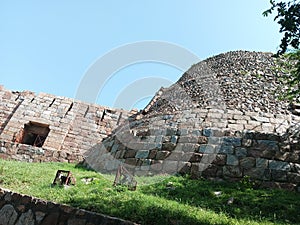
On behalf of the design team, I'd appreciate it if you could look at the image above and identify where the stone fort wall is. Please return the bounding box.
[0,85,136,163]
[85,108,300,191]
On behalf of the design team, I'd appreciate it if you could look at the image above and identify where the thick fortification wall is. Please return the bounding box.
[85,108,300,191]
[0,85,136,163]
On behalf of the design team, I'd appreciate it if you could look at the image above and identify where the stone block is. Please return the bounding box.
[254,140,279,151]
[181,143,200,152]
[0,204,18,225]
[135,150,149,159]
[125,158,139,166]
[223,137,241,147]
[235,147,247,158]
[15,209,34,225]
[111,144,119,153]
[150,160,163,171]
[240,157,255,169]
[124,150,137,158]
[287,173,300,183]
[250,116,270,123]
[227,155,239,166]
[202,164,222,177]
[213,154,227,166]
[148,150,157,159]
[223,166,242,178]
[162,142,176,151]
[244,168,271,181]
[163,160,178,173]
[217,144,234,154]
[189,153,203,162]
[227,124,244,130]
[208,137,222,145]
[178,161,191,174]
[256,158,268,168]
[198,136,208,144]
[191,129,201,136]
[178,136,199,143]
[190,163,201,178]
[269,160,290,171]
[203,128,213,137]
[167,151,184,161]
[177,129,188,136]
[271,170,287,182]
[200,154,217,164]
[198,144,215,153]
[155,151,170,160]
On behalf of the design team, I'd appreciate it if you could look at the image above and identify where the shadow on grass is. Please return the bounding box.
[64,193,230,225]
[139,176,300,224]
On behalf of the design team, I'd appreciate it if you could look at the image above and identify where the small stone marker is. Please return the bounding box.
[113,165,137,191]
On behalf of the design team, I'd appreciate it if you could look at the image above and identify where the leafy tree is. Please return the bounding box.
[263,0,300,54]
[263,0,300,101]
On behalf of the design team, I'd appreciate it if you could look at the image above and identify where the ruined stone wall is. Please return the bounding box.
[0,188,136,225]
[0,85,136,163]
[85,108,300,191]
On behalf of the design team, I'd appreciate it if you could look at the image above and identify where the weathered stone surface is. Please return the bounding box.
[235,147,247,158]
[244,168,271,181]
[271,170,287,182]
[15,209,34,225]
[35,211,46,223]
[155,151,170,160]
[0,187,137,225]
[240,157,256,169]
[1,51,300,193]
[256,158,268,168]
[135,150,149,159]
[162,142,176,151]
[163,160,178,172]
[213,154,227,166]
[223,166,242,178]
[202,165,222,177]
[253,140,279,151]
[223,137,241,147]
[198,144,216,153]
[269,160,290,171]
[0,204,18,225]
[217,144,234,154]
[226,155,239,166]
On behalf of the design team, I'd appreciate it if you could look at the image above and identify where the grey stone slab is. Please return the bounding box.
[269,160,290,171]
[0,204,18,225]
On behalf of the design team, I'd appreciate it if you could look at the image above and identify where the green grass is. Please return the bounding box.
[0,159,299,225]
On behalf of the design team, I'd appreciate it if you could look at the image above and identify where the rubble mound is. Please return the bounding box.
[144,51,289,115]
[84,50,300,191]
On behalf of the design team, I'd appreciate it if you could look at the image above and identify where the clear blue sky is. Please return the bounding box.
[0,1,281,110]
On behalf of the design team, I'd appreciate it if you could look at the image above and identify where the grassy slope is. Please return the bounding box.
[0,159,299,225]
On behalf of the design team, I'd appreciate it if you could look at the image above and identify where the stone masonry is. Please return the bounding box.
[85,108,300,191]
[0,188,137,225]
[0,85,137,163]
[84,51,300,191]
[1,50,300,191]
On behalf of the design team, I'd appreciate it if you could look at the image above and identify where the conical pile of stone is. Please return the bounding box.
[85,51,300,191]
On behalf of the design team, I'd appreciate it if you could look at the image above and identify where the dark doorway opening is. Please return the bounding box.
[19,122,50,147]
